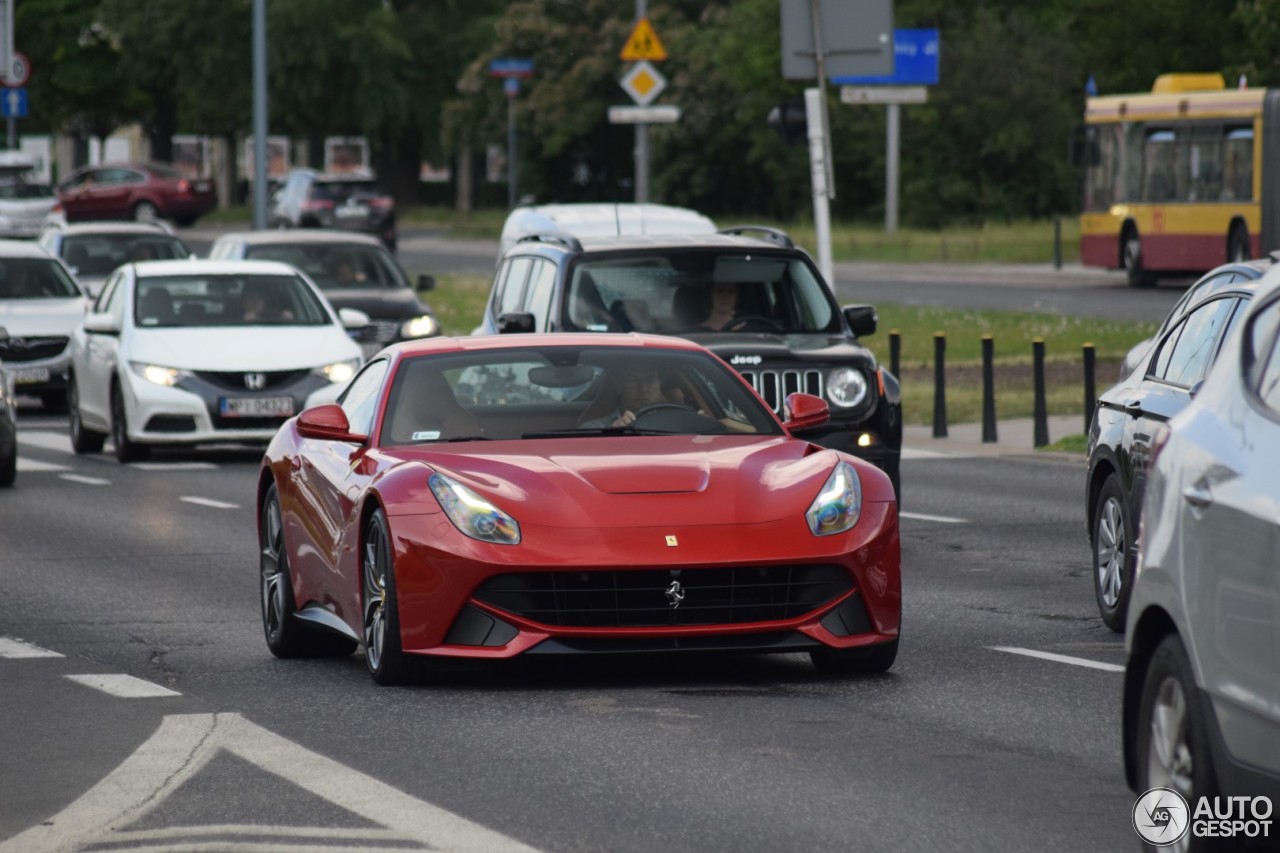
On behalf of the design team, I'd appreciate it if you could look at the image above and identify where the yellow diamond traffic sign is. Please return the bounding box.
[620,17,668,62]
[620,61,667,106]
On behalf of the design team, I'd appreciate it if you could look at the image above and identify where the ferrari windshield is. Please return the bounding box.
[564,252,840,334]
[244,242,409,291]
[378,345,785,444]
[133,274,332,327]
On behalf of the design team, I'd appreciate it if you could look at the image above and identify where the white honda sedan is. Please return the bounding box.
[67,259,365,462]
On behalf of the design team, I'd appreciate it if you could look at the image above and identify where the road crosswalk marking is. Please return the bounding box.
[64,673,183,698]
[15,457,69,472]
[0,637,64,659]
[59,473,111,485]
[0,713,541,853]
[990,646,1124,673]
[180,496,240,510]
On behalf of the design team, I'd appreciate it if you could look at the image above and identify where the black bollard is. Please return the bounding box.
[1054,216,1062,270]
[933,332,947,438]
[1033,338,1049,447]
[1083,343,1097,435]
[981,335,997,443]
[889,329,901,381]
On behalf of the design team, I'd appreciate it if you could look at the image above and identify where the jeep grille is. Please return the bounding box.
[737,368,824,414]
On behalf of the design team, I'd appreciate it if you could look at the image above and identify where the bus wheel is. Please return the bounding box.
[1123,229,1155,288]
[1228,224,1250,263]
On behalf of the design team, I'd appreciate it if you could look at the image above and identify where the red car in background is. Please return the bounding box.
[257,334,901,685]
[55,163,218,227]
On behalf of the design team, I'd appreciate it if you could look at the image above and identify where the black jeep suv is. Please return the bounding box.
[477,228,903,499]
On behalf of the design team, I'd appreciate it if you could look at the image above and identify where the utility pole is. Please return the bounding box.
[251,0,268,229]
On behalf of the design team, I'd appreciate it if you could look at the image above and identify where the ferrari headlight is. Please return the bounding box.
[315,358,360,384]
[128,361,191,387]
[805,461,862,537]
[400,314,439,339]
[826,367,868,409]
[428,472,521,545]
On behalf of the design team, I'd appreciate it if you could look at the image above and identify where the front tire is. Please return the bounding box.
[133,200,159,222]
[110,384,149,463]
[68,378,106,454]
[1092,473,1132,632]
[260,482,357,658]
[362,508,420,685]
[810,638,898,675]
[0,439,14,488]
[1135,634,1222,853]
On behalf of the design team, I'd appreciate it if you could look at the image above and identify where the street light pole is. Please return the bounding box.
[251,0,268,230]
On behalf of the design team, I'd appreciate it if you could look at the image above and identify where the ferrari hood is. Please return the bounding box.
[0,297,87,336]
[127,326,361,371]
[398,436,843,528]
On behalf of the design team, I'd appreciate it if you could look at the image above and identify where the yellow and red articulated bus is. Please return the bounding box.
[1076,72,1280,287]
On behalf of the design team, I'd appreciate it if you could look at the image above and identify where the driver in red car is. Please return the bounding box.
[580,366,666,428]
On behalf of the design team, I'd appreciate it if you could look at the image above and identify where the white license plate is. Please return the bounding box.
[12,366,50,385]
[219,396,295,417]
[337,205,370,218]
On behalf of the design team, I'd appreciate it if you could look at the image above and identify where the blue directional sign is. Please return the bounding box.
[488,58,534,79]
[1,87,27,119]
[832,29,940,86]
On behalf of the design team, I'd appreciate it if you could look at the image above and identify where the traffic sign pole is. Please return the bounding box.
[634,0,649,204]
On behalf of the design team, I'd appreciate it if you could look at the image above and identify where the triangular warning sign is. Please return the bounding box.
[620,17,668,62]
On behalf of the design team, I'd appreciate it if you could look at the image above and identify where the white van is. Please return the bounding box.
[498,203,716,257]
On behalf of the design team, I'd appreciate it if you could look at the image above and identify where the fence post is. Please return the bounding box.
[1083,342,1097,436]
[933,332,947,438]
[1033,338,1049,447]
[981,335,997,443]
[1053,216,1062,270]
[889,329,901,380]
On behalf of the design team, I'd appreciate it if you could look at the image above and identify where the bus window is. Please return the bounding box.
[1188,124,1223,202]
[1141,129,1181,202]
[1223,125,1253,201]
[1083,124,1122,211]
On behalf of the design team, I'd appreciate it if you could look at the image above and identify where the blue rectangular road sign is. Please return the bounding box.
[832,29,939,86]
[1,86,26,118]
[488,58,534,79]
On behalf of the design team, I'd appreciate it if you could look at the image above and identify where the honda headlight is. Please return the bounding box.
[805,461,862,536]
[826,367,868,409]
[400,314,439,339]
[128,361,191,387]
[428,472,521,545]
[315,358,360,384]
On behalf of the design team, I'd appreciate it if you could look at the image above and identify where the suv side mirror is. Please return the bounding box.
[842,304,877,337]
[417,274,435,292]
[497,312,536,334]
[338,307,369,330]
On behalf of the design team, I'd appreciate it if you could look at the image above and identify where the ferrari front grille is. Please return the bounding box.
[474,565,851,628]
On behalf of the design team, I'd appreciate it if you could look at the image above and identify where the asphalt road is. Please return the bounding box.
[0,410,1137,852]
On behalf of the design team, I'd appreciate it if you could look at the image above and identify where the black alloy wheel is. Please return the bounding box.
[362,508,420,685]
[1092,473,1132,633]
[68,378,106,454]
[110,385,150,463]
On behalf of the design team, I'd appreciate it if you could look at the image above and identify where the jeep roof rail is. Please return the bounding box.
[716,225,794,249]
[515,231,584,253]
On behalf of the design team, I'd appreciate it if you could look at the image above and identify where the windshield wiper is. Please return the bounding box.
[521,427,645,438]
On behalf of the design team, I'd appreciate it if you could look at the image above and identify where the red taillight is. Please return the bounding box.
[370,196,394,210]
[302,199,335,211]
[177,179,190,193]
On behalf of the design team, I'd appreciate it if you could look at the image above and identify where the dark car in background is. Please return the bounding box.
[207,231,438,359]
[38,221,192,298]
[1085,266,1264,632]
[267,169,397,251]
[478,228,903,500]
[55,162,217,226]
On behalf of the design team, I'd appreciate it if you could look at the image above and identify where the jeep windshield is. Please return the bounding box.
[564,252,841,335]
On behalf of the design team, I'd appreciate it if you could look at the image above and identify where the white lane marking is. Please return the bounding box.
[990,646,1125,673]
[180,496,240,510]
[0,713,541,853]
[60,473,111,485]
[902,447,975,459]
[65,674,183,698]
[900,511,968,524]
[0,637,64,659]
[16,457,69,472]
[132,462,218,471]
[17,431,74,454]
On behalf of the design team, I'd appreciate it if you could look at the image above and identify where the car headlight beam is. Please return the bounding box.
[826,367,868,409]
[400,314,439,339]
[128,361,191,387]
[428,472,521,545]
[805,461,862,536]
[315,358,360,385]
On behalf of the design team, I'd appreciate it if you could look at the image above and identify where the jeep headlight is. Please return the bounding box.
[826,367,868,408]
[429,472,521,545]
[129,361,191,387]
[400,314,439,339]
[315,358,360,384]
[805,461,861,536]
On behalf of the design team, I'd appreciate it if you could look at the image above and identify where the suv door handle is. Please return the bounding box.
[1182,483,1213,508]
[1121,399,1144,416]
